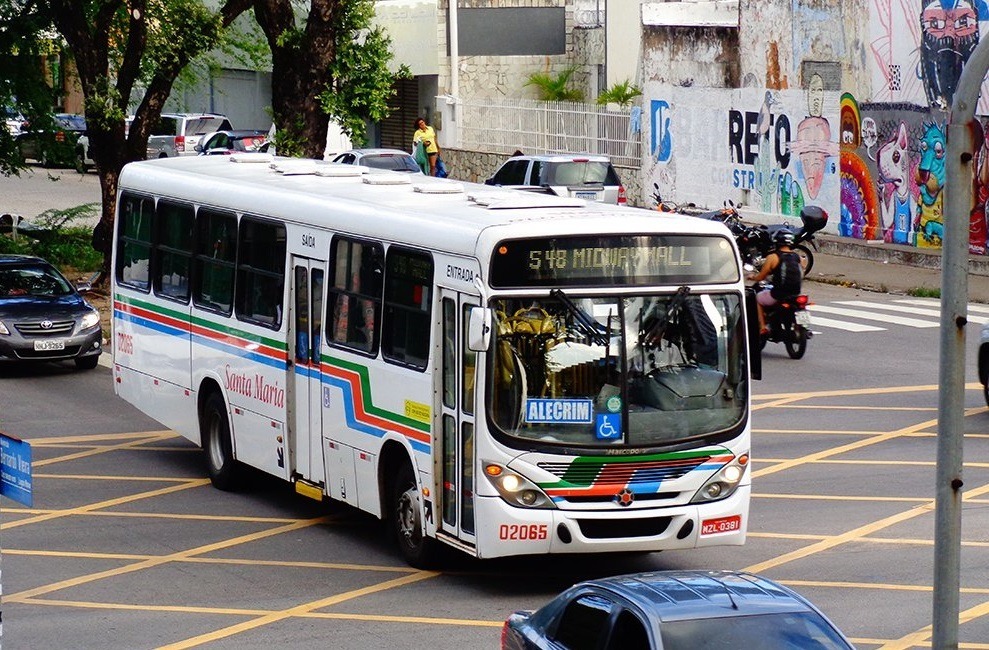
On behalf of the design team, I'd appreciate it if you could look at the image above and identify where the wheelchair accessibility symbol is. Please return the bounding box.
[595,413,622,440]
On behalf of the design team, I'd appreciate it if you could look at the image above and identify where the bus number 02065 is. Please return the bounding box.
[498,524,548,541]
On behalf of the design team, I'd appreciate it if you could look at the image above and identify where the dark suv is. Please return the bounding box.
[485,153,626,204]
[0,255,103,369]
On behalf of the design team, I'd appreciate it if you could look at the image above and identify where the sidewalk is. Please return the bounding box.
[807,234,989,303]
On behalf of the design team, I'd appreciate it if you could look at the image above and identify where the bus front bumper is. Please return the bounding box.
[473,485,750,559]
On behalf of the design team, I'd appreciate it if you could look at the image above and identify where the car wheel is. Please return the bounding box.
[391,462,440,568]
[201,392,242,491]
[74,355,100,370]
[984,381,989,408]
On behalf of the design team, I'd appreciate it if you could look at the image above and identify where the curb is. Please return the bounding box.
[815,234,989,277]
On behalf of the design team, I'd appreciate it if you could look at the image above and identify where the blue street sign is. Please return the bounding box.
[1,432,32,507]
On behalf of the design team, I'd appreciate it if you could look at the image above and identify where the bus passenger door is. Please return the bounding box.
[290,256,325,483]
[438,290,478,545]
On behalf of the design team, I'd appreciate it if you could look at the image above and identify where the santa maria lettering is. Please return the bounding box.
[525,398,594,424]
[224,365,286,408]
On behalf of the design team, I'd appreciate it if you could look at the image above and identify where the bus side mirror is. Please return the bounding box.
[467,307,491,352]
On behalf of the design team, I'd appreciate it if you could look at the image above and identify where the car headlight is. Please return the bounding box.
[482,462,555,509]
[690,453,749,503]
[79,309,100,331]
[0,320,8,335]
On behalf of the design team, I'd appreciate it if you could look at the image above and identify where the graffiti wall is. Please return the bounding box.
[641,0,989,255]
[644,84,841,231]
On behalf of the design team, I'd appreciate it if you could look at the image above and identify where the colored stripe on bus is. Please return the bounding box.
[321,355,431,452]
[539,450,735,498]
[113,295,288,369]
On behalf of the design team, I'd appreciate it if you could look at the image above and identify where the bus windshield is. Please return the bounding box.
[488,290,747,448]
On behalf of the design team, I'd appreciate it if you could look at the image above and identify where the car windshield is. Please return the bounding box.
[363,154,420,172]
[544,161,615,186]
[0,264,74,298]
[660,611,852,649]
[488,290,747,448]
[185,117,231,136]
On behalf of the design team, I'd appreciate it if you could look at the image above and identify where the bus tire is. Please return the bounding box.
[202,392,242,491]
[391,462,440,568]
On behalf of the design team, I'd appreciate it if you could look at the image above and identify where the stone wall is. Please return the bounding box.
[441,148,646,208]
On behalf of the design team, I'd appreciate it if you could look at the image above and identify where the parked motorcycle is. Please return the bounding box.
[741,206,829,276]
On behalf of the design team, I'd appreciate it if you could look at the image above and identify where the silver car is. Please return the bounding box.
[330,148,423,173]
[485,153,626,204]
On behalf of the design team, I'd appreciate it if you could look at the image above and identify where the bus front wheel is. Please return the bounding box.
[391,463,440,568]
[202,393,242,491]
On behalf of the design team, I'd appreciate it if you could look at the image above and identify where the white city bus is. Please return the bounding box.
[111,155,755,566]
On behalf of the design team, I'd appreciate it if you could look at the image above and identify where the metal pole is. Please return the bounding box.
[938,37,989,649]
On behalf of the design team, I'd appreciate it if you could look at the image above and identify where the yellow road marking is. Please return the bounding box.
[781,405,940,411]
[32,431,177,467]
[158,570,441,649]
[2,548,419,573]
[745,480,989,574]
[27,431,177,445]
[754,383,977,401]
[883,593,989,649]
[1,478,210,529]
[4,515,332,602]
[17,597,503,628]
[752,415,937,479]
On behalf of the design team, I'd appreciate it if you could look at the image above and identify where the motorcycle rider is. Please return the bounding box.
[749,229,803,335]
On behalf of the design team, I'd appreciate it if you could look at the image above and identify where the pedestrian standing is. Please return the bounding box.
[412,117,440,176]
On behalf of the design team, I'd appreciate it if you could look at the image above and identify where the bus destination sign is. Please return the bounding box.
[490,235,738,288]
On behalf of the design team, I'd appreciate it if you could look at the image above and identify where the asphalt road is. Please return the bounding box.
[2,284,988,649]
[0,165,101,224]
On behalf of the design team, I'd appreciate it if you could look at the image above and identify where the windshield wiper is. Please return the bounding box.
[641,286,691,344]
[550,289,609,346]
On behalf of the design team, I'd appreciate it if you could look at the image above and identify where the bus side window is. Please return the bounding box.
[116,193,153,292]
[235,217,286,330]
[382,247,433,370]
[328,237,382,354]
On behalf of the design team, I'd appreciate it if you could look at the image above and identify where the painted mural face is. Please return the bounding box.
[861,117,878,154]
[808,74,825,117]
[919,0,980,110]
[790,116,837,199]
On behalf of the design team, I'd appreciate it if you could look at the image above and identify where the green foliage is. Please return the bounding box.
[525,66,586,102]
[907,286,941,298]
[269,114,308,158]
[319,0,403,146]
[0,204,102,271]
[596,79,642,107]
[143,0,225,78]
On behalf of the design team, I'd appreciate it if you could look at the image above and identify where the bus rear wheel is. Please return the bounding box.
[391,463,440,568]
[202,393,242,491]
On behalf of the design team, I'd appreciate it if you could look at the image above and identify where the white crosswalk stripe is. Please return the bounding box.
[834,300,989,324]
[808,304,940,328]
[803,298,989,332]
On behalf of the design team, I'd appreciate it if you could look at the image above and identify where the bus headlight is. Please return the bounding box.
[483,462,554,509]
[690,453,749,504]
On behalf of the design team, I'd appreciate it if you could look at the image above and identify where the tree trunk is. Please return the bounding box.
[255,0,336,158]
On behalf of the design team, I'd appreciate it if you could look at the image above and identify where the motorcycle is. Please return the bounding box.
[739,206,829,276]
[749,270,812,359]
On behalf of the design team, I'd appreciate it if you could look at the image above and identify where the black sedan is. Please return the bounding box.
[195,129,270,155]
[502,570,854,650]
[0,255,103,370]
[15,113,87,168]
